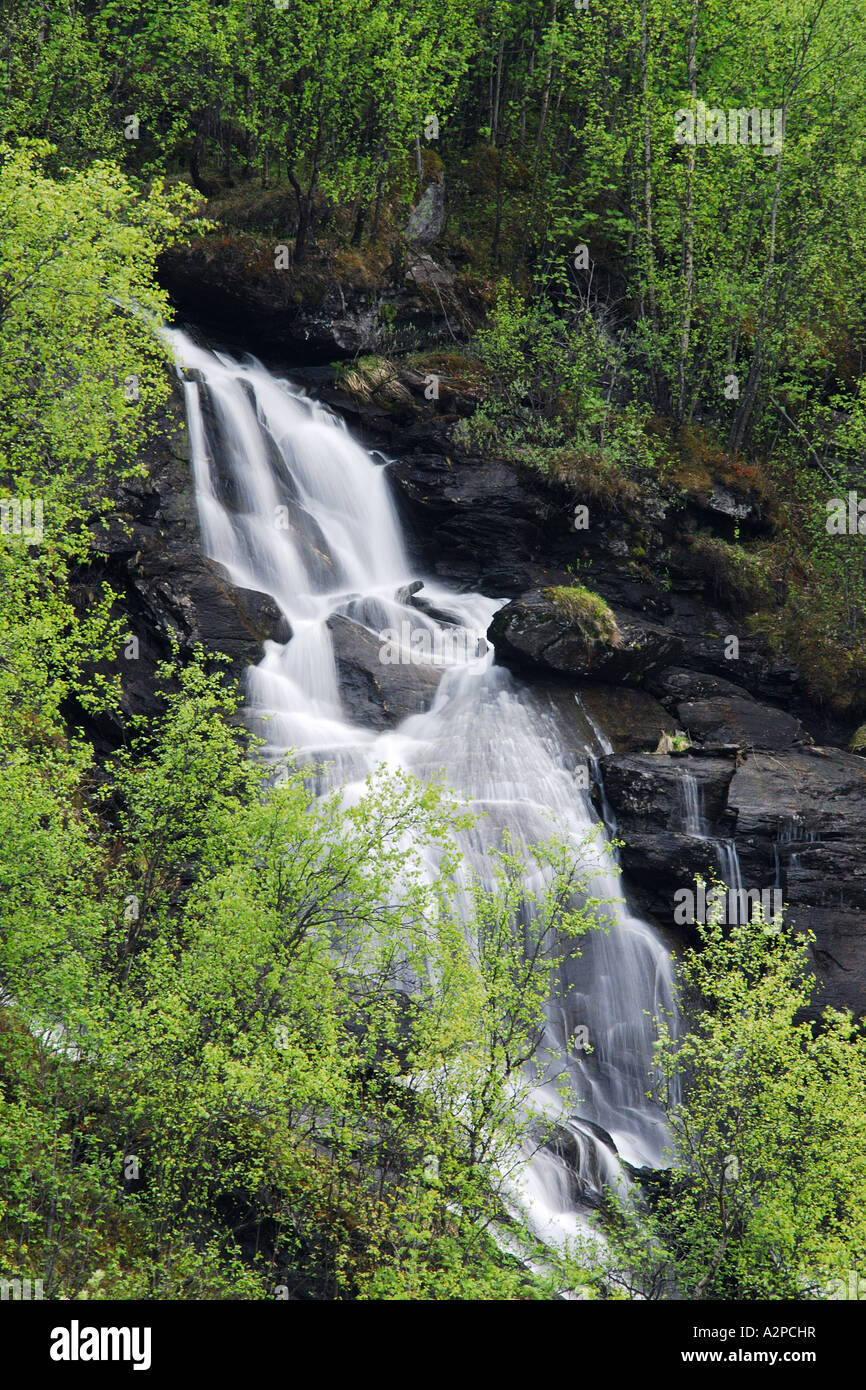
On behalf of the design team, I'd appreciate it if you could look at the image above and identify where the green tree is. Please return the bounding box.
[595,903,866,1300]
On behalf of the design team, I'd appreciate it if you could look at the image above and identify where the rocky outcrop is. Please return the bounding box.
[160,237,473,361]
[405,180,445,245]
[488,591,683,684]
[676,696,805,750]
[72,386,290,743]
[599,753,736,831]
[596,743,866,1018]
[83,305,866,1015]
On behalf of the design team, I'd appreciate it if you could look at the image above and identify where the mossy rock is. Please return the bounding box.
[850,724,866,754]
[541,585,621,648]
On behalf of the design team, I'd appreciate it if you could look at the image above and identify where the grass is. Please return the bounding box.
[542,584,622,648]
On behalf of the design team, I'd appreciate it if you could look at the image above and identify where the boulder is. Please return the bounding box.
[328,614,443,729]
[405,181,446,245]
[488,590,683,685]
[647,666,758,707]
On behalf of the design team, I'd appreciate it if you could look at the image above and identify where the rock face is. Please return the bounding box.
[727,748,866,840]
[72,385,291,744]
[597,744,866,1018]
[599,753,736,831]
[571,686,675,755]
[159,237,471,361]
[676,696,805,750]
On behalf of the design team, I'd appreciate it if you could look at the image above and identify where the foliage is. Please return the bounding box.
[0,647,616,1299]
[589,904,866,1300]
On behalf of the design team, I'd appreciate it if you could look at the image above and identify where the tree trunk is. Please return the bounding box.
[491,31,505,145]
[676,0,701,424]
[189,133,214,196]
[351,200,367,247]
[288,163,318,263]
[414,128,424,187]
[728,127,786,453]
[639,0,661,410]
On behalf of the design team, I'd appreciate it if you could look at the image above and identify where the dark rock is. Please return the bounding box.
[160,241,466,361]
[396,579,424,605]
[598,754,736,833]
[618,831,723,925]
[677,696,805,750]
[728,748,866,840]
[697,483,766,536]
[167,558,291,660]
[488,590,683,685]
[647,666,758,707]
[327,614,443,729]
[387,452,557,594]
[679,632,800,706]
[573,685,677,754]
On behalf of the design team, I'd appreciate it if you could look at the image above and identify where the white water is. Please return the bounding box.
[169,330,677,1244]
[679,769,747,920]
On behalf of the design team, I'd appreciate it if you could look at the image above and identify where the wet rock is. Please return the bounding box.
[169,559,291,660]
[327,614,443,729]
[677,696,805,750]
[387,452,556,594]
[598,754,736,833]
[573,685,677,754]
[617,831,723,927]
[488,591,683,685]
[728,747,866,840]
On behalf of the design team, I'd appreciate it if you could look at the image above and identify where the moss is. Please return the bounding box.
[850,725,866,753]
[542,584,622,648]
[509,444,639,507]
[688,535,774,613]
[335,356,413,407]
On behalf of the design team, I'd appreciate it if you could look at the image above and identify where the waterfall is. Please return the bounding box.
[679,771,706,836]
[678,768,749,923]
[168,330,678,1245]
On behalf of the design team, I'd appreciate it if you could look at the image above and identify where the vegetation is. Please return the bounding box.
[543,584,621,647]
[1,644,616,1298]
[591,904,866,1300]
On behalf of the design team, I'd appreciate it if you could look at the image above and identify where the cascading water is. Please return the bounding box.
[169,330,678,1245]
[679,771,706,837]
[679,768,746,921]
